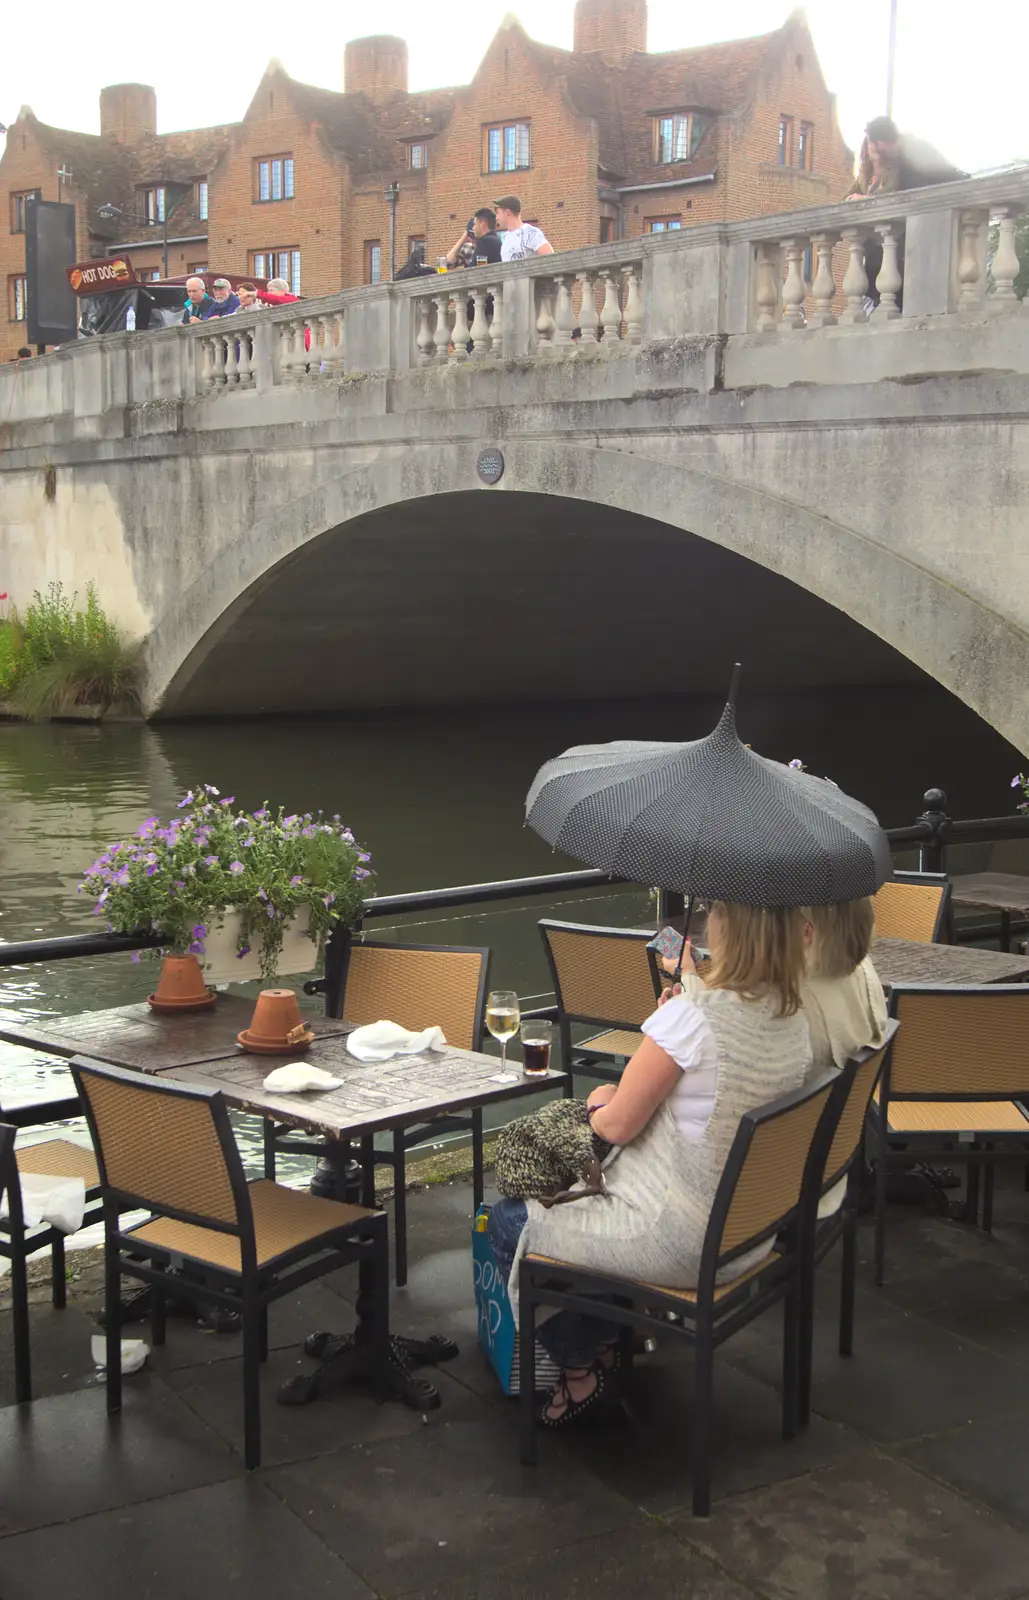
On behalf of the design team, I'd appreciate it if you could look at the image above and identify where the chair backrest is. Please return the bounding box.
[540,920,661,1029]
[813,1020,899,1198]
[701,1072,838,1280]
[340,940,490,1051]
[884,985,1029,1099]
[70,1057,250,1239]
[0,1122,21,1233]
[872,872,950,944]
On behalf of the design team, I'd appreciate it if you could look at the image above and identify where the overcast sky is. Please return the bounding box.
[2,1,1025,176]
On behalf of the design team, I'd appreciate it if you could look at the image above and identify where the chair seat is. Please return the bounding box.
[128,1179,377,1273]
[577,1029,643,1060]
[16,1139,100,1189]
[886,1099,1029,1135]
[525,1248,777,1304]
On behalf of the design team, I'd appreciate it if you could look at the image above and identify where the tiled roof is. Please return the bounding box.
[288,77,456,175]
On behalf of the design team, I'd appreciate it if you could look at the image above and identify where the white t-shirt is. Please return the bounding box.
[500,222,549,262]
[640,994,718,1141]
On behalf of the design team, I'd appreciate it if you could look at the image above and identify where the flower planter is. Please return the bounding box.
[203,907,316,985]
[148,953,216,1013]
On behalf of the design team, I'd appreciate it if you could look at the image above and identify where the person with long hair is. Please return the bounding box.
[488,900,813,1427]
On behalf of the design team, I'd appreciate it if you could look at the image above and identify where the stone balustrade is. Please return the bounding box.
[2,167,1029,425]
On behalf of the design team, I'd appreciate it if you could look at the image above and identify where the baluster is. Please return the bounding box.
[550,277,575,350]
[838,228,869,325]
[754,244,779,333]
[469,287,490,356]
[434,294,452,363]
[236,324,254,387]
[535,282,555,350]
[621,266,643,344]
[988,206,1022,313]
[779,237,808,330]
[871,223,903,322]
[296,317,312,378]
[598,270,623,349]
[211,333,227,386]
[957,210,987,313]
[278,320,297,381]
[808,233,838,328]
[416,298,435,364]
[198,335,216,389]
[577,271,600,345]
[488,285,503,358]
[450,290,470,361]
[223,325,239,386]
[329,312,345,374]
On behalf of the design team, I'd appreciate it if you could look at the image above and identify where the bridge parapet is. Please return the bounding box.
[3,168,1029,429]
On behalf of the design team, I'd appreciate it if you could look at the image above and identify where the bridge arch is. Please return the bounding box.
[149,438,1029,752]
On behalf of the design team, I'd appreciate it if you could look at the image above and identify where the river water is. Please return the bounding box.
[2,683,1026,1167]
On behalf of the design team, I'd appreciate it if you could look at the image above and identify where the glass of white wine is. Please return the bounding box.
[485,989,520,1072]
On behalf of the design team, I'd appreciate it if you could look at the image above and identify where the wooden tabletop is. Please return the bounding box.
[161,1032,569,1141]
[871,937,1029,988]
[950,873,1029,913]
[0,994,351,1072]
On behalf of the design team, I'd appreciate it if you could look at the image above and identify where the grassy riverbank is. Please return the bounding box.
[0,584,140,722]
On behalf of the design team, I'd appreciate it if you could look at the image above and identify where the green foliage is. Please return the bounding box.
[0,584,140,720]
[79,787,374,980]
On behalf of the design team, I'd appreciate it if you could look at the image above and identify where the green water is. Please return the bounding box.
[1,686,1025,1164]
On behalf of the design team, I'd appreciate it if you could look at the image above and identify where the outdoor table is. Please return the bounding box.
[870,936,1029,988]
[951,872,1029,951]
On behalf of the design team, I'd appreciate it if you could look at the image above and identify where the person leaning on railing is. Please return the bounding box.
[488,900,814,1431]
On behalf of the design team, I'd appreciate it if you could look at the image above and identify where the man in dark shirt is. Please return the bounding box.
[847,116,966,197]
[444,208,502,269]
[202,277,241,318]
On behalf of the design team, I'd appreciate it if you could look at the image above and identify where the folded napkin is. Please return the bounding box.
[0,1172,86,1234]
[262,1063,344,1093]
[346,1019,447,1062]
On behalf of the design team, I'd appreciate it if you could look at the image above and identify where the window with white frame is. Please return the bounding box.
[250,249,301,293]
[196,179,208,220]
[10,190,41,233]
[484,122,530,173]
[140,186,165,224]
[408,143,428,170]
[654,114,690,165]
[255,156,294,202]
[9,275,28,321]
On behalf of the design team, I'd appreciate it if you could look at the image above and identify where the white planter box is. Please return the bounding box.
[202,907,317,986]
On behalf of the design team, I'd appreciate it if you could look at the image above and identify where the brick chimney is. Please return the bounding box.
[99,83,157,143]
[344,36,409,105]
[573,0,647,62]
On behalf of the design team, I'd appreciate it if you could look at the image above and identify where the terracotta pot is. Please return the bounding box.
[148,953,216,1013]
[238,988,315,1054]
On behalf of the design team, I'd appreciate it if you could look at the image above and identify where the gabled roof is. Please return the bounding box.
[284,74,456,176]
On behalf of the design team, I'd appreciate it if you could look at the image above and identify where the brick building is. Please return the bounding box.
[1,2,853,359]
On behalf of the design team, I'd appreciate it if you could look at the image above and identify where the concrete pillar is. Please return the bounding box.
[642,239,725,341]
[903,209,957,318]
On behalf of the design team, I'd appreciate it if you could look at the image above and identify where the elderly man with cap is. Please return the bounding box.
[202,278,241,319]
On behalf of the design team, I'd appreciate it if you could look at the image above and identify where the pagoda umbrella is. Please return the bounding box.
[525,667,892,913]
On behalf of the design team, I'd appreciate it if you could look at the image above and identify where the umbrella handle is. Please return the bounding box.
[672,897,695,983]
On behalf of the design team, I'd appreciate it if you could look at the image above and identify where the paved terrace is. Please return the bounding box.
[4,1167,1029,1599]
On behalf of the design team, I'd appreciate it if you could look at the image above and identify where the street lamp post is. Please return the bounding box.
[159,180,194,280]
[886,0,899,117]
[384,182,400,281]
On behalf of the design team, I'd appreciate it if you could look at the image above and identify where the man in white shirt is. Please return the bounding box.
[494,195,554,262]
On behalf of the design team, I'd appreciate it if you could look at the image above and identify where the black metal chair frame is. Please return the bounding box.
[518,1070,838,1517]
[539,920,661,1092]
[797,1023,899,1429]
[0,1122,33,1405]
[0,1093,104,1401]
[873,984,1029,1286]
[72,1057,389,1470]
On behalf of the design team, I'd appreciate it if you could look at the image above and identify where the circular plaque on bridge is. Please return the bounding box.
[476,448,504,485]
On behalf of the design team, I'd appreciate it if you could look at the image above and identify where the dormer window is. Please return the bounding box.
[140,185,165,224]
[408,142,428,170]
[655,113,690,165]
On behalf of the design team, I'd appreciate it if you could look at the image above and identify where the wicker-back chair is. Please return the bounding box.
[72,1057,387,1470]
[872,872,950,944]
[797,1022,899,1427]
[540,920,661,1091]
[874,985,1029,1283]
[519,1069,838,1517]
[270,939,490,1286]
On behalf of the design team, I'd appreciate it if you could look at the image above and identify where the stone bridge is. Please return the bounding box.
[1,170,1029,752]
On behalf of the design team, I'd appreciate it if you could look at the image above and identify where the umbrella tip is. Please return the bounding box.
[727,662,742,708]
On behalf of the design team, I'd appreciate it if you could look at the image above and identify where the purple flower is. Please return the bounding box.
[253,808,269,821]
[130,951,141,964]
[98,888,109,903]
[243,836,255,848]
[114,869,130,886]
[188,940,205,955]
[172,880,185,892]
[229,861,245,875]
[176,790,194,809]
[145,863,159,877]
[236,943,251,959]
[136,818,157,838]
[355,867,370,880]
[221,796,235,806]
[257,887,268,901]
[788,758,804,770]
[205,785,220,796]
[266,905,277,919]
[323,892,336,907]
[191,924,207,939]
[1012,775,1025,789]
[283,814,298,828]
[290,875,304,887]
[358,851,371,863]
[204,854,219,867]
[302,825,317,838]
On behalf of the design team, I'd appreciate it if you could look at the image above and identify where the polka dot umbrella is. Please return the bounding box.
[525,668,891,910]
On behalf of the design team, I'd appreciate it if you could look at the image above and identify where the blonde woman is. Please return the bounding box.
[800,898,886,1077]
[489,901,814,1427]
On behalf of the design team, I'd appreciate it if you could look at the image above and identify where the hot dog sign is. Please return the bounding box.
[66,257,134,293]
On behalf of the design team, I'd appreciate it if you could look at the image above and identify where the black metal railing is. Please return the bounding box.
[0,790,1025,974]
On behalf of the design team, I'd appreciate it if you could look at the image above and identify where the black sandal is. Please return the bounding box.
[540,1362,612,1428]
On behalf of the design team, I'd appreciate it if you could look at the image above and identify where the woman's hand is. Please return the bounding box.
[657,982,683,1007]
[586,1084,616,1110]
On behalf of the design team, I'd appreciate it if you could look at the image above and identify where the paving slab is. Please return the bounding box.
[900,1414,1029,1530]
[0,1378,234,1536]
[674,1451,1029,1600]
[0,1477,375,1600]
[164,1342,488,1468]
[0,1301,103,1408]
[266,1411,644,1599]
[395,1522,759,1600]
[556,1355,862,1514]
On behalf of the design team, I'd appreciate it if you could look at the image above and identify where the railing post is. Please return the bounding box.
[987,206,1024,314]
[917,787,950,873]
[807,232,838,328]
[839,228,870,325]
[871,223,903,322]
[779,237,808,330]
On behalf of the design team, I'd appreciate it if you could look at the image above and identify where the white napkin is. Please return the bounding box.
[262,1063,344,1093]
[0,1173,86,1234]
[346,1019,447,1062]
[91,1335,149,1374]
